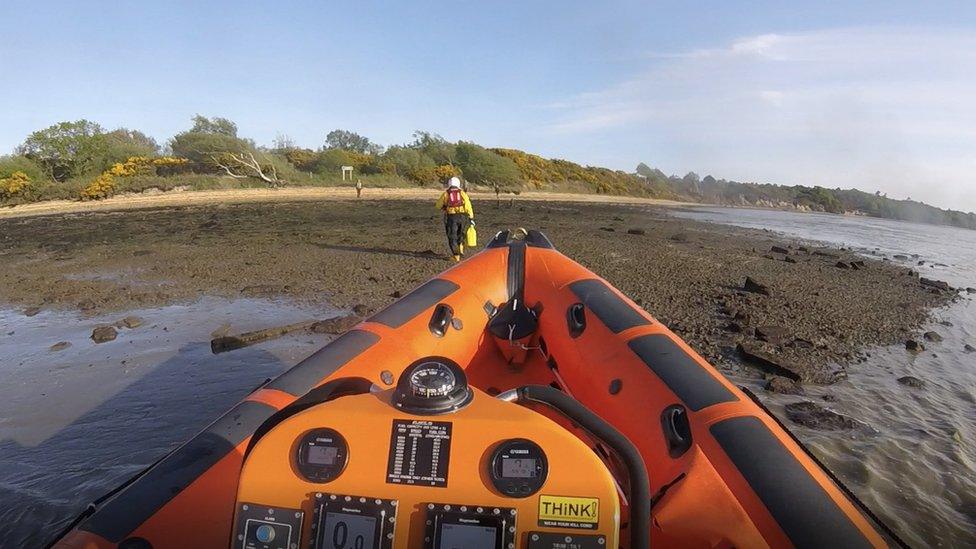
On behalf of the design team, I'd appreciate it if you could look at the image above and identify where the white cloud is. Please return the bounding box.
[546,27,976,211]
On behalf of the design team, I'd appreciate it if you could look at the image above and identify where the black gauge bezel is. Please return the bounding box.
[311,493,397,549]
[295,428,349,483]
[488,438,548,498]
[392,357,473,415]
[423,502,516,549]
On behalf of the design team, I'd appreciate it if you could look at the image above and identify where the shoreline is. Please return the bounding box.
[0,186,688,219]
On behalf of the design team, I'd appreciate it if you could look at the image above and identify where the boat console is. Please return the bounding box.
[232,357,621,549]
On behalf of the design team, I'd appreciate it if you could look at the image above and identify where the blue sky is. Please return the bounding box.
[2,1,975,210]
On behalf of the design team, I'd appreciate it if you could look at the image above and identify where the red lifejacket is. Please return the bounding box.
[446,188,464,208]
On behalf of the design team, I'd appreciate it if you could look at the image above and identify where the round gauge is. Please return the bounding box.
[295,428,348,483]
[409,362,458,398]
[392,357,472,415]
[488,438,548,497]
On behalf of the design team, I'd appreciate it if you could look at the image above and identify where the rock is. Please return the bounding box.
[755,325,789,344]
[814,250,840,259]
[964,344,975,353]
[352,304,369,316]
[77,299,97,311]
[785,401,857,430]
[939,320,954,327]
[742,277,770,296]
[599,227,615,232]
[784,255,797,264]
[736,343,801,380]
[116,315,143,329]
[893,254,909,260]
[725,321,745,333]
[835,261,851,269]
[850,260,865,270]
[49,341,71,352]
[797,246,810,253]
[765,376,805,395]
[770,245,790,254]
[389,290,402,299]
[24,306,41,317]
[905,339,925,353]
[309,314,362,335]
[897,376,925,388]
[821,394,837,402]
[919,278,950,291]
[966,287,976,294]
[91,326,118,343]
[626,228,646,235]
[791,338,815,349]
[670,232,689,242]
[923,331,943,342]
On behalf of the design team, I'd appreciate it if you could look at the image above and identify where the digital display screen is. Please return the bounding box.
[322,512,376,549]
[438,523,497,549]
[307,445,339,466]
[501,457,537,478]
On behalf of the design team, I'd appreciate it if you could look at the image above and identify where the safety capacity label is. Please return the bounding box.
[537,495,599,530]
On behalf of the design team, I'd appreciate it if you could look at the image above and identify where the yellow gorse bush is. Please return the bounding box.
[0,171,33,199]
[82,157,187,200]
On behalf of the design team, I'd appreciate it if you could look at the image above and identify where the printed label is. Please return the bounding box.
[537,495,599,530]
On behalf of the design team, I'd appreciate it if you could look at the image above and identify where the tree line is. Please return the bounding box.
[2,116,974,230]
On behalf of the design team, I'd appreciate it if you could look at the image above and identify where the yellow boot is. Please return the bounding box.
[452,254,461,262]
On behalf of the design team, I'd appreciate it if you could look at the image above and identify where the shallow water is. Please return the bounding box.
[0,298,338,547]
[673,207,976,547]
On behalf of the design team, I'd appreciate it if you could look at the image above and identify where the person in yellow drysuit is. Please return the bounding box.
[435,176,474,262]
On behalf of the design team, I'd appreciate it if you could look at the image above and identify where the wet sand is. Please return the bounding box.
[0,197,952,382]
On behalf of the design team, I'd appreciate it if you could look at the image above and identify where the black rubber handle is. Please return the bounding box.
[511,385,651,549]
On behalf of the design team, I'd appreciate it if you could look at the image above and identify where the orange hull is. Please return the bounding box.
[53,230,890,549]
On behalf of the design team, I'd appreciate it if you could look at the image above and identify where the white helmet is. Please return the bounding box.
[448,176,461,188]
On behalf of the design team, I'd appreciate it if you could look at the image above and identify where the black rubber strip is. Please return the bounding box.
[569,279,650,333]
[628,334,738,411]
[486,230,511,248]
[710,416,873,549]
[266,330,380,396]
[507,241,526,301]
[369,278,460,328]
[81,400,276,542]
[524,230,555,249]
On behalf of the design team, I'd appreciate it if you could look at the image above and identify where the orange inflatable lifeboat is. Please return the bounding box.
[53,230,897,549]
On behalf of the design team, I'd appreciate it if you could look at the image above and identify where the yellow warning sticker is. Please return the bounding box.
[538,495,599,530]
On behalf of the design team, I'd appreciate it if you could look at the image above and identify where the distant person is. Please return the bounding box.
[356,178,363,198]
[435,176,474,262]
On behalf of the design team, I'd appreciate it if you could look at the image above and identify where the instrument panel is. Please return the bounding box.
[233,361,619,548]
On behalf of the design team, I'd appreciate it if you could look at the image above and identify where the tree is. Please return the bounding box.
[454,142,520,186]
[103,128,159,164]
[17,120,108,181]
[324,129,381,154]
[0,155,47,182]
[410,131,456,165]
[273,133,296,151]
[190,115,238,136]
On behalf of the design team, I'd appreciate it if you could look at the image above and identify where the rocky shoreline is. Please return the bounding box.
[0,198,958,391]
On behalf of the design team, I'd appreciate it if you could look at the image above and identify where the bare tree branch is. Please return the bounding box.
[206,150,282,187]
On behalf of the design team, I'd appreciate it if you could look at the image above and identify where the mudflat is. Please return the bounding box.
[0,196,951,382]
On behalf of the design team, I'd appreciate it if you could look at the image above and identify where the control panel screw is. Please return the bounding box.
[381,370,394,385]
[531,534,540,541]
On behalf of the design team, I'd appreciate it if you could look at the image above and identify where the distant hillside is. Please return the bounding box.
[632,164,976,229]
[2,118,972,230]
